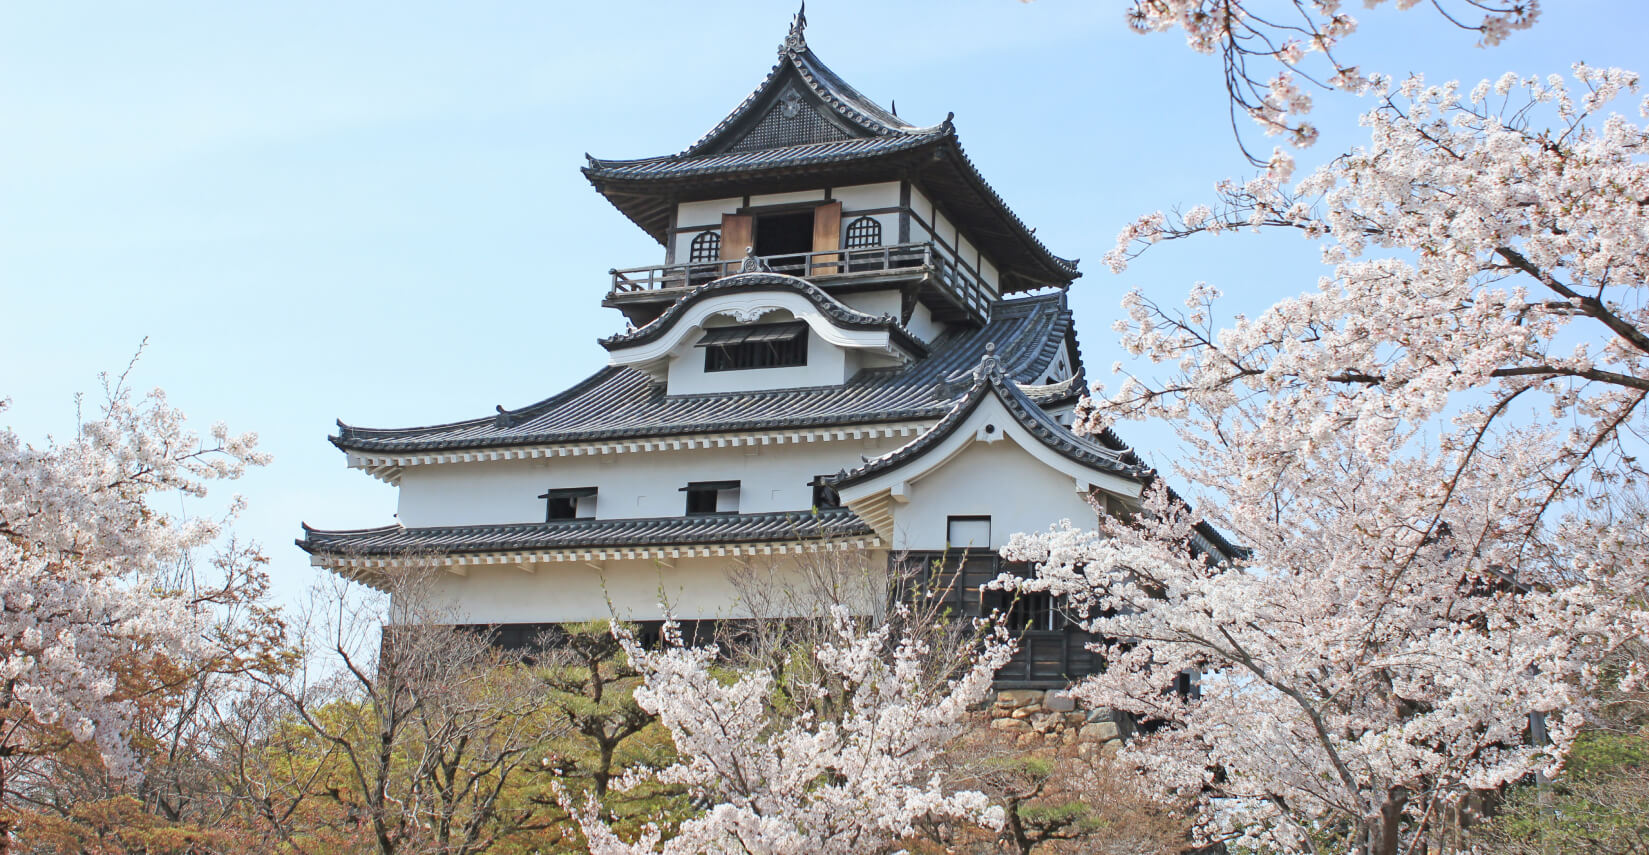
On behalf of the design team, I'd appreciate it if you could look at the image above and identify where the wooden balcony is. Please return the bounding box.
[605,242,994,326]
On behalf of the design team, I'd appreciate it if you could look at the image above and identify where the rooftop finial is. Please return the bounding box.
[784,2,807,52]
[976,342,999,380]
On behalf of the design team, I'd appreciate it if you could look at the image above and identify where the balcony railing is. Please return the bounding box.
[607,242,992,320]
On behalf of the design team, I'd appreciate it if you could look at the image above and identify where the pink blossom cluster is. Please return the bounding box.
[1010,62,1649,850]
[564,607,1014,854]
[0,385,267,779]
[1122,1,1539,157]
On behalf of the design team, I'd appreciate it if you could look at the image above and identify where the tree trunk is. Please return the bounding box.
[1373,786,1409,855]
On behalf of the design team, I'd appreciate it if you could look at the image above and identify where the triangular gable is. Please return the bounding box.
[713,74,867,155]
[678,9,924,158]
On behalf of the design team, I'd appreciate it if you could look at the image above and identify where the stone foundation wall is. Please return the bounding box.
[984,689,1133,756]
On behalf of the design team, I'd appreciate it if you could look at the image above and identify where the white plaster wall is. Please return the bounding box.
[905,303,944,343]
[935,210,957,250]
[421,550,889,623]
[911,187,934,226]
[396,439,902,527]
[839,289,901,318]
[887,439,1102,551]
[666,322,849,395]
[959,235,978,272]
[750,189,826,208]
[677,197,741,229]
[980,258,999,291]
[833,182,899,210]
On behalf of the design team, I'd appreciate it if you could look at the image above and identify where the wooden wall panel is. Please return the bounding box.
[811,201,841,274]
[721,214,753,266]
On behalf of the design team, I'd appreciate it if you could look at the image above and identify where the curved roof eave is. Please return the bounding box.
[825,352,1148,491]
[598,271,928,359]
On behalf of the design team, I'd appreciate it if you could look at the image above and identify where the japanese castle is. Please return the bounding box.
[300,11,1233,687]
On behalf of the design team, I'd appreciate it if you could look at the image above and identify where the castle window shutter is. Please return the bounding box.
[812,201,841,275]
[721,214,753,276]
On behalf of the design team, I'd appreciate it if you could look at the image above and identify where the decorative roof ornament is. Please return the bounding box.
[738,246,773,273]
[779,88,804,119]
[784,2,807,53]
[976,342,1000,380]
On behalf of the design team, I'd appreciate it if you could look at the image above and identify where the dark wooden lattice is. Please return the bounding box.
[689,230,722,263]
[845,216,884,272]
[729,93,852,153]
[844,216,882,248]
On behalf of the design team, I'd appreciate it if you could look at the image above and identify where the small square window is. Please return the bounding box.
[1005,590,1057,632]
[811,478,841,510]
[946,515,991,548]
[539,487,597,522]
[683,480,740,515]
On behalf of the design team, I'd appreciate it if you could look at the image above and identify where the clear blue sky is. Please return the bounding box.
[3,1,1643,606]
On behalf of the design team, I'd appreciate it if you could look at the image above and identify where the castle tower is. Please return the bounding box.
[299,11,1233,687]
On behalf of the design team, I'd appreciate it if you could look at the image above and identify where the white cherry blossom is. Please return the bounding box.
[0,375,267,787]
[563,607,1014,854]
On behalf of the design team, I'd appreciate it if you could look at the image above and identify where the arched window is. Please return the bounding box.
[844,216,882,248]
[687,230,722,286]
[844,216,884,272]
[689,230,722,262]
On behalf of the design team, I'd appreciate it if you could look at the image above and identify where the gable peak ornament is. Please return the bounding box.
[779,89,803,119]
[784,2,807,52]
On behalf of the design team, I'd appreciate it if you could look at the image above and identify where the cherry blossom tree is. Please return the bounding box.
[563,606,1015,855]
[1000,31,1649,855]
[0,361,268,847]
[1121,0,1540,161]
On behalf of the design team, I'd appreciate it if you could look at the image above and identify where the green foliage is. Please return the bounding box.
[1473,731,1649,855]
[532,620,694,847]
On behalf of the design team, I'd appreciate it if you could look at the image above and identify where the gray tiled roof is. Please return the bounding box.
[333,291,1080,454]
[580,20,1079,290]
[825,351,1150,489]
[585,132,949,181]
[626,11,936,165]
[599,273,927,359]
[299,508,872,557]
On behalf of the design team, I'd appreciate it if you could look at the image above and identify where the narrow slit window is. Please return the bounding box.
[1005,590,1057,632]
[698,322,808,371]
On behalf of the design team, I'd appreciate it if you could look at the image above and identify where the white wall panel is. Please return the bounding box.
[676,197,741,228]
[396,441,890,527]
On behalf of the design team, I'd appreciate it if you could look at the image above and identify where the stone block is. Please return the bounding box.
[1079,721,1120,742]
[1044,689,1076,712]
[996,689,1044,707]
[990,717,1029,732]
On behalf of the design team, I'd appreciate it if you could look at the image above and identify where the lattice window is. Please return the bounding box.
[844,216,882,248]
[689,230,722,263]
[845,216,885,272]
[699,322,809,372]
